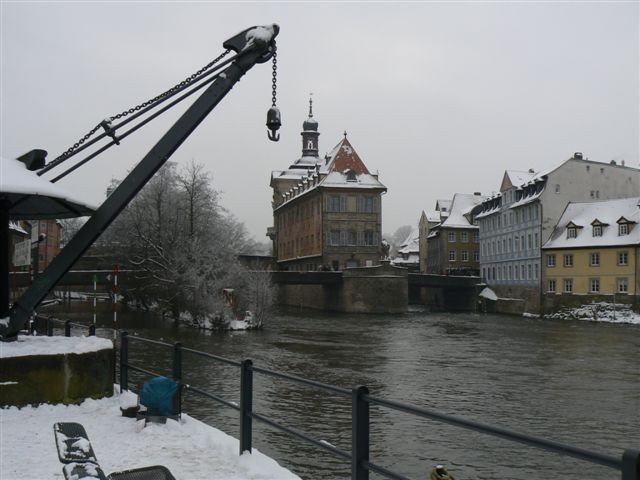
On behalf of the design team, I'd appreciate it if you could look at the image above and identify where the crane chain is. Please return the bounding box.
[48,49,232,168]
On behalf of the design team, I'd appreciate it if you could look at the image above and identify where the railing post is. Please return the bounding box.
[64,320,71,337]
[120,331,129,392]
[352,385,370,480]
[89,324,96,336]
[239,359,253,455]
[173,342,183,416]
[47,318,53,336]
[622,449,640,480]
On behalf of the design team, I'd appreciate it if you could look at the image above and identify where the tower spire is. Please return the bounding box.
[301,93,319,158]
[308,93,314,118]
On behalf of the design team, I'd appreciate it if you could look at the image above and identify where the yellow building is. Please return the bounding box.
[542,197,639,310]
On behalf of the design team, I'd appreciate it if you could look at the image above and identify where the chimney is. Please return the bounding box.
[528,168,534,173]
[474,192,481,196]
[610,160,617,165]
[573,152,583,160]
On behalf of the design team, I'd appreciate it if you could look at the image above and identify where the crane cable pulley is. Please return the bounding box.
[266,42,281,142]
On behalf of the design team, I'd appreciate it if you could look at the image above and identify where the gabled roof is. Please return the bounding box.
[441,193,487,229]
[421,210,441,223]
[501,170,535,192]
[327,138,370,174]
[543,197,640,249]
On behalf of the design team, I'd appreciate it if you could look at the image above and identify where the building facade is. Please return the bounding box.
[268,103,386,271]
[477,153,640,313]
[418,208,444,273]
[542,197,640,310]
[425,193,485,275]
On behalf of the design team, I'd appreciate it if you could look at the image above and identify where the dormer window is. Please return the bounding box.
[619,224,629,236]
[590,219,608,238]
[346,170,357,182]
[567,227,577,239]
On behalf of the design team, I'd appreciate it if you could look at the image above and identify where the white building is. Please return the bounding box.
[477,153,640,313]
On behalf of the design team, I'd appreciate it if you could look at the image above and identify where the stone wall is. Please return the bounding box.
[1,347,114,407]
[277,262,407,313]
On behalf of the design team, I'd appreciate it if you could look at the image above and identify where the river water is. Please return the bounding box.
[53,304,639,480]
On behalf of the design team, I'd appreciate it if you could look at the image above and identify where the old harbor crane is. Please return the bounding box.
[1,24,281,340]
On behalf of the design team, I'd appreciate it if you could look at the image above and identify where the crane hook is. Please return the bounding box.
[266,106,281,142]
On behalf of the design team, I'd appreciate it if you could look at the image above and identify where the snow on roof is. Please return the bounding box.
[1,157,97,219]
[435,199,452,212]
[320,171,386,189]
[543,197,640,249]
[479,287,498,301]
[504,170,536,188]
[422,210,441,223]
[441,193,487,228]
[1,392,300,480]
[397,228,419,254]
[0,335,113,358]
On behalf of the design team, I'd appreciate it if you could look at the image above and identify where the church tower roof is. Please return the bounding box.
[300,95,320,158]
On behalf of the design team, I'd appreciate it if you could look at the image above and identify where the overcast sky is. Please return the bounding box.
[2,2,638,241]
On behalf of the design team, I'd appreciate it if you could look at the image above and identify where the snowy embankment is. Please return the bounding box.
[1,391,300,480]
[542,302,640,325]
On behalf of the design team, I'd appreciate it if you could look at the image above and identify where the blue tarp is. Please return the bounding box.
[140,376,178,417]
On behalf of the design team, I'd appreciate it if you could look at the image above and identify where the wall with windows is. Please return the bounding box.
[542,246,638,297]
[274,192,323,267]
[322,190,383,270]
[426,227,480,275]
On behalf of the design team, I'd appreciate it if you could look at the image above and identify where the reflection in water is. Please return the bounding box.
[52,304,640,480]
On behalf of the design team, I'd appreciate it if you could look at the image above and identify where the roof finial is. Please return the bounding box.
[308,93,313,118]
[343,130,348,138]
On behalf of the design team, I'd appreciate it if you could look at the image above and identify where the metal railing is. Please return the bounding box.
[119,332,639,480]
[36,315,96,337]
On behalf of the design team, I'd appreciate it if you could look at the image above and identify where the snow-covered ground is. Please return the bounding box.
[542,302,640,324]
[1,390,301,480]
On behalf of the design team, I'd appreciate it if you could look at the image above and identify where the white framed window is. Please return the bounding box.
[547,254,556,267]
[448,232,456,242]
[449,250,456,261]
[590,252,600,266]
[460,232,469,243]
[589,278,600,293]
[473,231,479,242]
[364,230,375,246]
[564,278,573,293]
[618,223,629,236]
[461,250,469,262]
[592,225,602,237]
[617,278,628,294]
[473,251,479,262]
[548,279,556,292]
[618,251,628,266]
[567,228,577,239]
[564,254,573,267]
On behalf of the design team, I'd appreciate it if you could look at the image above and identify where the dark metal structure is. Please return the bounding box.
[1,24,280,339]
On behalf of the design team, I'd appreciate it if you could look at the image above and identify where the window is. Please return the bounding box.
[555,184,560,193]
[473,232,479,242]
[592,225,602,237]
[564,254,573,267]
[364,230,375,246]
[589,278,600,293]
[448,232,456,242]
[590,252,600,266]
[618,251,628,266]
[361,196,375,213]
[328,195,343,212]
[330,230,340,246]
[534,233,539,248]
[527,234,532,249]
[534,263,538,280]
[474,251,479,262]
[548,280,556,292]
[348,231,358,246]
[567,228,577,239]
[449,250,456,261]
[547,254,556,267]
[461,250,469,262]
[527,264,532,280]
[619,224,629,236]
[346,170,357,182]
[564,279,573,293]
[460,232,469,243]
[617,278,628,294]
[515,236,520,251]
[521,264,525,279]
